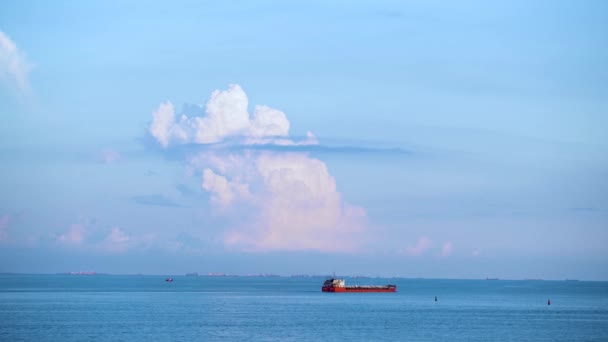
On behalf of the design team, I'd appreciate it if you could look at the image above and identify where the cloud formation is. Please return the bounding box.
[0,31,32,95]
[202,168,251,206]
[149,84,317,147]
[403,236,433,256]
[202,152,366,252]
[439,241,453,257]
[56,223,135,254]
[99,149,121,164]
[98,227,131,253]
[149,84,366,252]
[57,223,86,245]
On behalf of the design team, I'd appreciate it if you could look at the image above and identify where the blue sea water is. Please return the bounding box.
[0,275,607,341]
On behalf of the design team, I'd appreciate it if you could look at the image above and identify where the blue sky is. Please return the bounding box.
[0,0,607,279]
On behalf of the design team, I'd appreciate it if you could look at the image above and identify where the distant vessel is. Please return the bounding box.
[165,278,173,282]
[486,278,499,281]
[322,278,396,293]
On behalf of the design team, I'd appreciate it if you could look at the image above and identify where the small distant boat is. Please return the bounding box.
[322,278,396,293]
[486,278,499,281]
[165,278,173,282]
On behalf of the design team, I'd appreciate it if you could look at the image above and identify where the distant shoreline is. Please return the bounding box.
[0,272,598,281]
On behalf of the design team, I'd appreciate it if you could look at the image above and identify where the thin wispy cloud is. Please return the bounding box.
[57,223,86,245]
[439,241,453,257]
[175,183,197,197]
[153,140,411,156]
[55,221,141,254]
[99,149,121,164]
[402,237,433,256]
[98,227,132,253]
[0,30,32,96]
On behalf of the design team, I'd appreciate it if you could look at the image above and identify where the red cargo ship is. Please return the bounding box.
[322,278,396,293]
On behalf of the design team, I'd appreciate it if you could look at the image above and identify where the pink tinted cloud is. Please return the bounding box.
[404,237,433,256]
[100,149,121,164]
[0,31,33,95]
[439,241,453,257]
[98,227,131,253]
[172,86,366,253]
[56,223,136,253]
[57,224,86,244]
[209,152,367,253]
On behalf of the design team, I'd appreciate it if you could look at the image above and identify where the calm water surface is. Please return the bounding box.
[1,275,607,341]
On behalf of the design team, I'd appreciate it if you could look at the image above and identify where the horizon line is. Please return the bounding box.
[0,272,600,282]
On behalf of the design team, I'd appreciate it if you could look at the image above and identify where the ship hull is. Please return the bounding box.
[322,286,396,293]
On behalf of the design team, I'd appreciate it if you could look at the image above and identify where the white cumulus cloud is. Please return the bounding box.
[149,84,315,147]
[202,168,251,206]
[0,31,32,95]
[192,151,367,252]
[150,85,367,252]
[223,153,366,252]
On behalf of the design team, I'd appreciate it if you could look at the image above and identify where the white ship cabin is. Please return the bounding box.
[323,278,345,287]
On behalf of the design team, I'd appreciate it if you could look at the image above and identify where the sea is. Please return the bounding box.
[1,275,607,341]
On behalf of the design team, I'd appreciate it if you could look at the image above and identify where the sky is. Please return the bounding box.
[0,0,607,280]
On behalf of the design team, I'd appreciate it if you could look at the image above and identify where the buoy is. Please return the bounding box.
[435,296,437,302]
[548,298,551,305]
